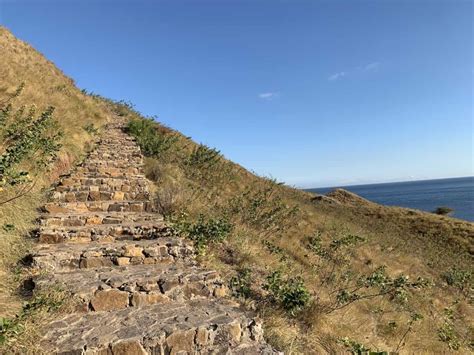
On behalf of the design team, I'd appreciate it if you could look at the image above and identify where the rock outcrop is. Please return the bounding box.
[31,120,278,354]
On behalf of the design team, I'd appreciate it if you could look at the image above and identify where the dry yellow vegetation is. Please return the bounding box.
[0,26,111,317]
[0,26,472,353]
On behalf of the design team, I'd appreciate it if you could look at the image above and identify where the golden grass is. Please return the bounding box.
[137,124,473,353]
[0,26,112,322]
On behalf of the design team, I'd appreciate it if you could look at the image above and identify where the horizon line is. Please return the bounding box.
[299,175,473,190]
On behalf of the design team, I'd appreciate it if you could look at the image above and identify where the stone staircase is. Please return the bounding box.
[30,120,278,354]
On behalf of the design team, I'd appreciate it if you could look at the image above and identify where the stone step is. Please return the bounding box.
[50,189,149,203]
[34,263,227,312]
[57,176,148,189]
[38,221,169,243]
[74,167,142,176]
[32,238,193,271]
[40,211,160,227]
[73,172,147,179]
[40,299,276,354]
[43,200,153,213]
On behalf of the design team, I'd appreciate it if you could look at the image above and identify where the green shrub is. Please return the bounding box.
[172,213,233,252]
[438,321,460,350]
[433,206,454,215]
[264,270,311,315]
[228,185,298,236]
[0,84,63,201]
[82,123,98,135]
[330,267,431,312]
[126,118,177,157]
[229,268,252,298]
[442,267,472,292]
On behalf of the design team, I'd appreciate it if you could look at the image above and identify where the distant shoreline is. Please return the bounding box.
[306,176,474,222]
[304,176,473,191]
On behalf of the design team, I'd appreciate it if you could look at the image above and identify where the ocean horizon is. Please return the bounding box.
[306,176,474,222]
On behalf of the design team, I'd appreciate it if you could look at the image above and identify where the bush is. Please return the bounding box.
[0,84,63,202]
[229,268,252,298]
[433,206,454,215]
[228,185,298,236]
[264,270,311,315]
[153,183,185,218]
[126,118,177,157]
[172,213,233,252]
[82,123,98,135]
[442,267,472,293]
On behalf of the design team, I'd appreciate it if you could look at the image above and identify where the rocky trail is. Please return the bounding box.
[29,120,278,354]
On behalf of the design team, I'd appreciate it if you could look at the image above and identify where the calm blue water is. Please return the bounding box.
[307,176,474,222]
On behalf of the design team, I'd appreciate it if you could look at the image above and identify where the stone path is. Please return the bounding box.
[30,120,278,354]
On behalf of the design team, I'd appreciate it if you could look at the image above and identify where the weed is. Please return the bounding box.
[228,185,298,237]
[264,270,311,315]
[82,123,98,135]
[172,213,233,252]
[0,287,69,348]
[126,118,177,157]
[229,268,252,298]
[442,267,472,294]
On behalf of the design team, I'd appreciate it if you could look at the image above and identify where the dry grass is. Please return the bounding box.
[131,116,473,353]
[0,26,112,324]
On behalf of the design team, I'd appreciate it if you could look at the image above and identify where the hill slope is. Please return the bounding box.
[0,28,472,354]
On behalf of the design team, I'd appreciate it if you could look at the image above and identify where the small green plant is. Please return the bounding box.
[438,321,460,350]
[229,268,252,298]
[0,288,67,347]
[330,234,366,250]
[2,224,15,232]
[329,266,431,312]
[82,123,98,135]
[433,206,454,215]
[442,267,472,293]
[264,270,311,315]
[172,213,233,252]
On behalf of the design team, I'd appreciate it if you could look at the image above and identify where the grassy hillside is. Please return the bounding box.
[1,27,472,353]
[0,27,112,317]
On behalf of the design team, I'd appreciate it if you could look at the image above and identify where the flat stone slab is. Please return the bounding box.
[38,221,170,243]
[40,299,278,354]
[32,238,194,271]
[40,211,161,227]
[35,263,227,311]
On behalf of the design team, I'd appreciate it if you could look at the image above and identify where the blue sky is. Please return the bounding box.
[1,0,472,187]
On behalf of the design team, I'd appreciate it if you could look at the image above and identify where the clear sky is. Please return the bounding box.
[1,0,472,187]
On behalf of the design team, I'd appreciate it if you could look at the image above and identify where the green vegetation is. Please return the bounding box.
[229,268,252,298]
[442,267,472,294]
[172,213,233,252]
[0,84,62,203]
[264,270,311,315]
[126,118,177,157]
[0,287,72,351]
[433,206,454,215]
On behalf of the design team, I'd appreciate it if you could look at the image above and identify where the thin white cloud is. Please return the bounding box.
[258,92,279,100]
[328,72,346,81]
[328,62,381,82]
[362,62,380,71]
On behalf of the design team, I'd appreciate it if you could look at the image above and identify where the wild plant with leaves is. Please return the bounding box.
[0,84,63,204]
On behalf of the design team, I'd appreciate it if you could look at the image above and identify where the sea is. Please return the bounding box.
[306,176,474,222]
